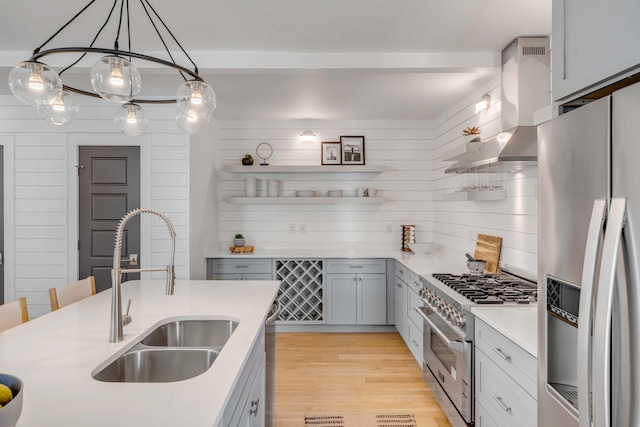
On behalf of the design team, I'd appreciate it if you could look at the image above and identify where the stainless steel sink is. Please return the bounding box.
[93,318,239,383]
[93,348,219,383]
[141,319,238,349]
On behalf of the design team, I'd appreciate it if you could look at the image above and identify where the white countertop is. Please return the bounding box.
[0,279,280,427]
[471,306,538,358]
[205,247,469,277]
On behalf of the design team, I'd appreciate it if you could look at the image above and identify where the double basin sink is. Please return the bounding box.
[93,318,238,383]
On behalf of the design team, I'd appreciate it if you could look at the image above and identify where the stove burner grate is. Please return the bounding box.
[432,272,537,305]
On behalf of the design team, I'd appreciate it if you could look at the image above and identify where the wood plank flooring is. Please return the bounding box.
[275,332,453,427]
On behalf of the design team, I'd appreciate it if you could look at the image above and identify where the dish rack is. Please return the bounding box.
[401,225,416,252]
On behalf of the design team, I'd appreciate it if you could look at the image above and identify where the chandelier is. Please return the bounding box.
[7,0,216,135]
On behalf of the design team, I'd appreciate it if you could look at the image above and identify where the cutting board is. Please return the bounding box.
[229,245,255,254]
[474,234,502,274]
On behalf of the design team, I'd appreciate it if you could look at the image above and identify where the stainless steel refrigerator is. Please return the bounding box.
[538,80,640,427]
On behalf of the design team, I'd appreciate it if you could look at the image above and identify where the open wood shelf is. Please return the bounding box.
[441,189,506,201]
[222,165,387,173]
[225,196,387,204]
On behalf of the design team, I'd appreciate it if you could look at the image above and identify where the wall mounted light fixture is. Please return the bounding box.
[299,130,317,142]
[475,94,491,114]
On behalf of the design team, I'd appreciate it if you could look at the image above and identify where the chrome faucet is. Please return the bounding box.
[110,208,176,342]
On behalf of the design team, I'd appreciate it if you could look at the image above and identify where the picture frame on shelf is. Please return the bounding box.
[340,135,365,165]
[321,141,342,165]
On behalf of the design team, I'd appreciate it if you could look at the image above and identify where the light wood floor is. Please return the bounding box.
[275,332,453,427]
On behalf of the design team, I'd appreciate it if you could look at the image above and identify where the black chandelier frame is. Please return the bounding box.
[25,0,207,105]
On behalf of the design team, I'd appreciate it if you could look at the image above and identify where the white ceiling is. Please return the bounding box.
[0,0,551,120]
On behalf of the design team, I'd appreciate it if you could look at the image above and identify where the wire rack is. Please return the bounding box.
[275,259,324,323]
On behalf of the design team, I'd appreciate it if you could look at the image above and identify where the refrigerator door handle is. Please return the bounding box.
[577,199,607,427]
[593,197,627,427]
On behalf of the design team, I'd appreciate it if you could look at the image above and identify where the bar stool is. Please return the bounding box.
[0,297,29,332]
[49,276,96,311]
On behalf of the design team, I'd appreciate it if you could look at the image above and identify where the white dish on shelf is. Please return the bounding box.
[296,190,316,197]
[328,190,343,197]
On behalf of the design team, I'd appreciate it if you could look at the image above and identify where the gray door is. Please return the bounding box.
[78,146,140,293]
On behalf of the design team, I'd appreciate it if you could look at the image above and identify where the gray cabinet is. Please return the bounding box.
[394,265,408,341]
[395,261,424,366]
[206,258,273,280]
[474,319,537,427]
[326,274,386,325]
[553,0,640,101]
[326,259,386,325]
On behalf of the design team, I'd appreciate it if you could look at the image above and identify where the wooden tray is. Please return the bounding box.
[474,234,502,274]
[229,245,255,254]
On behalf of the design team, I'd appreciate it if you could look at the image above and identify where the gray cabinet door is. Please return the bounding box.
[357,274,387,325]
[78,146,140,293]
[553,0,640,101]
[326,274,357,324]
[395,278,407,339]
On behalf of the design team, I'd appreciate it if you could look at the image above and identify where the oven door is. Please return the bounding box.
[416,306,472,425]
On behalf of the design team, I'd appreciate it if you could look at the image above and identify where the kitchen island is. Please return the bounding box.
[0,279,280,427]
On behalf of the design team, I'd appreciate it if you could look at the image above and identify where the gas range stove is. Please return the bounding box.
[417,270,538,340]
[431,272,538,305]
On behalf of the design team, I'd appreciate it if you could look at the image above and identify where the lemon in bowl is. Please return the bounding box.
[0,374,23,427]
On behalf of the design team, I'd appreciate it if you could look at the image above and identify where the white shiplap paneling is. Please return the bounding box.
[217,120,435,248]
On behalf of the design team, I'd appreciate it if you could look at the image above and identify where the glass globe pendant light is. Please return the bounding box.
[177,80,216,117]
[114,103,149,136]
[90,55,141,103]
[176,108,209,134]
[8,61,63,106]
[36,91,80,125]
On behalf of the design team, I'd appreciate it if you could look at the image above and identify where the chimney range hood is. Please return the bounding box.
[445,37,550,174]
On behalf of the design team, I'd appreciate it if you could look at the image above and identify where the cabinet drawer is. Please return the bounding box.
[406,288,423,333]
[326,258,386,274]
[475,399,502,427]
[210,273,274,280]
[407,318,423,366]
[476,348,536,427]
[395,262,409,282]
[406,269,422,293]
[209,258,273,275]
[475,319,537,399]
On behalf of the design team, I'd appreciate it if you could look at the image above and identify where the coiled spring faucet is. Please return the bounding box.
[110,208,176,342]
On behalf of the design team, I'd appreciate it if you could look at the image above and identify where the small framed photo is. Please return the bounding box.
[321,141,342,165]
[340,136,365,165]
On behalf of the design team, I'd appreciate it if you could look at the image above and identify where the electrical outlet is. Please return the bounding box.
[289,224,296,234]
[386,224,392,234]
[299,224,306,234]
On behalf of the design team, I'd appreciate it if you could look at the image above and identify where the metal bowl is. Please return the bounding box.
[467,259,487,274]
[0,374,23,427]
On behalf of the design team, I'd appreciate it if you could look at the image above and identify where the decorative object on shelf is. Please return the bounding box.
[475,94,491,114]
[321,141,342,165]
[229,245,254,254]
[401,225,416,252]
[462,126,482,143]
[256,142,273,166]
[299,130,317,142]
[7,0,216,135]
[233,234,245,247]
[241,154,254,166]
[340,136,365,165]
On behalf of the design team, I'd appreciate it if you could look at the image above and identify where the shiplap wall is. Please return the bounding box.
[0,96,190,317]
[431,75,538,274]
[217,121,436,249]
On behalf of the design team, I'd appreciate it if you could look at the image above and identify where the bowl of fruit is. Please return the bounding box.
[0,374,23,427]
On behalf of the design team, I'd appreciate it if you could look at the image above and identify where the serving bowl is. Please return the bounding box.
[409,243,436,254]
[0,374,23,427]
[467,259,487,274]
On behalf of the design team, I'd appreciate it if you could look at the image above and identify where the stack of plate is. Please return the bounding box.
[244,177,257,197]
[267,180,279,197]
[328,190,343,197]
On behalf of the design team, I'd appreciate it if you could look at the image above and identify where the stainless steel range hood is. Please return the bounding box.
[445,37,549,174]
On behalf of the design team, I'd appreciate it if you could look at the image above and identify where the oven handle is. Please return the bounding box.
[415,307,465,353]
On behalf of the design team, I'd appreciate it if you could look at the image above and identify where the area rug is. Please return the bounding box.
[304,412,417,427]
